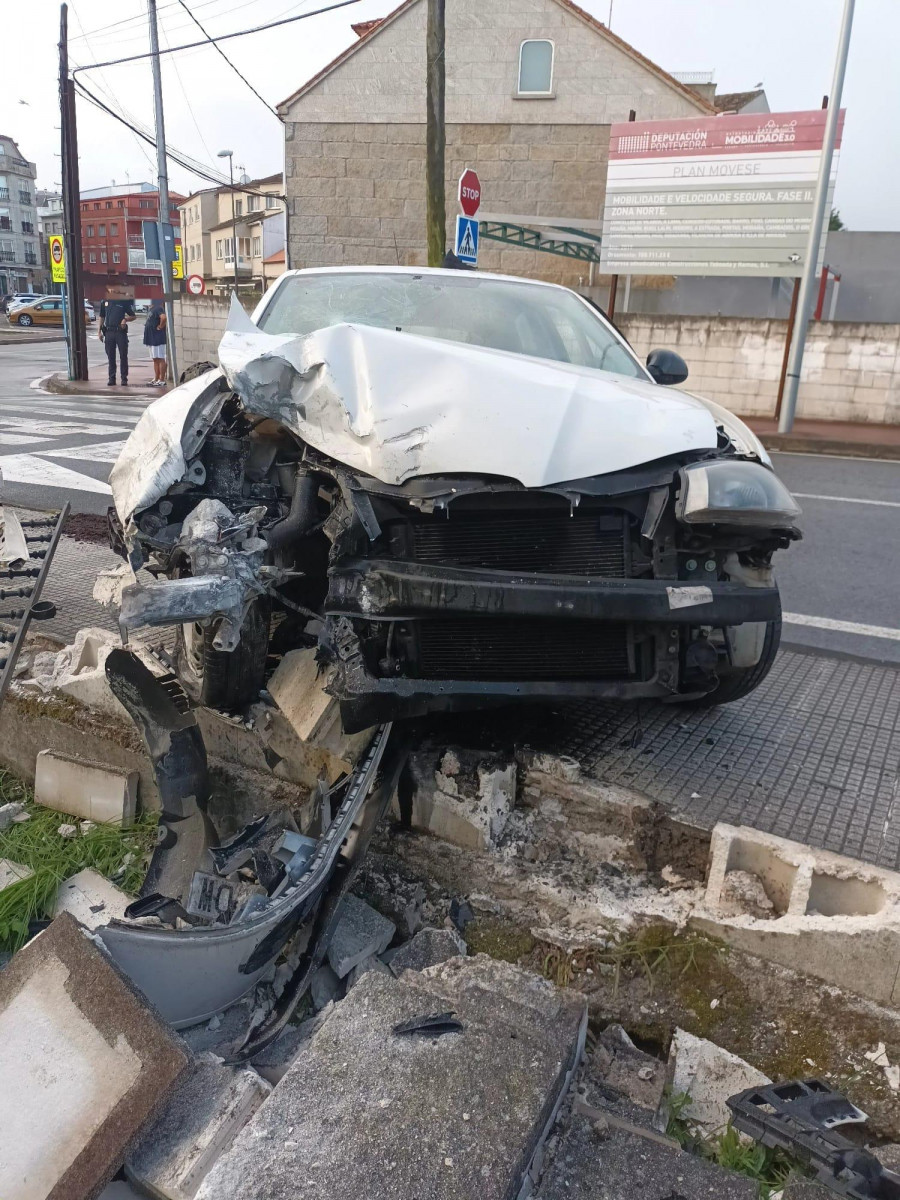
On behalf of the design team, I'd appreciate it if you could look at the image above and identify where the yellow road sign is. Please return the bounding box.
[172,242,184,280]
[49,235,66,284]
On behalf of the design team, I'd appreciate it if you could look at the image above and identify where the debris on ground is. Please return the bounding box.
[326,893,396,979]
[0,912,188,1200]
[593,1023,667,1115]
[668,1028,772,1139]
[383,925,467,976]
[53,867,131,930]
[126,1052,271,1200]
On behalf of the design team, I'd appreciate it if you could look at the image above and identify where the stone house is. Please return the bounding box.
[278,0,713,284]
[0,135,39,297]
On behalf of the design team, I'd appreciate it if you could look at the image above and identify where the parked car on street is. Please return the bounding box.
[108,267,800,731]
[11,296,89,327]
[4,292,45,314]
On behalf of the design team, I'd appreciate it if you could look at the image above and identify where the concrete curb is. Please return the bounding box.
[0,333,66,346]
[760,432,900,461]
[45,371,161,400]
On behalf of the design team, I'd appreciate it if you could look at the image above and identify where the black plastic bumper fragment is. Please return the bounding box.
[327,558,781,626]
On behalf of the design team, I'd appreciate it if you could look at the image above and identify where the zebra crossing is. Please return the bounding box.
[0,392,149,507]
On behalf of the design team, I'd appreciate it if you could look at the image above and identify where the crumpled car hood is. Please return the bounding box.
[110,311,719,522]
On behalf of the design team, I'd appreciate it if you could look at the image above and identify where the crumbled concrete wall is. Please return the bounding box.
[618,313,900,426]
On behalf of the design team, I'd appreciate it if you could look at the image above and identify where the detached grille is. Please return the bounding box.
[414,618,633,681]
[407,511,628,576]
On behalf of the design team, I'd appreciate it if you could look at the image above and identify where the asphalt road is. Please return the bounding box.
[0,339,897,664]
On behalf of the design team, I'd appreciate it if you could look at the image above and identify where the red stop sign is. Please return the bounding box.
[458,169,481,217]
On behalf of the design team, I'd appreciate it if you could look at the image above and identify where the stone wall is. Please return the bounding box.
[173,293,261,373]
[618,313,900,425]
[286,120,608,287]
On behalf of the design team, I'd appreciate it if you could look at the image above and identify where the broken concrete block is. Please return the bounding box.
[594,1024,667,1113]
[35,748,139,826]
[326,893,396,979]
[535,1106,758,1200]
[249,1011,331,1085]
[668,1028,770,1138]
[347,953,391,989]
[393,748,515,851]
[0,912,189,1200]
[0,801,25,829]
[384,926,467,977]
[310,964,341,1011]
[196,956,586,1200]
[267,647,339,745]
[126,1053,271,1200]
[694,823,900,1007]
[53,868,131,930]
[0,858,33,892]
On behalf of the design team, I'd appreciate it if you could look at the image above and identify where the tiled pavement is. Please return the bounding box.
[20,520,900,872]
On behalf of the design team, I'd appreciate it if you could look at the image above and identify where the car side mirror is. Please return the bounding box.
[646,348,689,386]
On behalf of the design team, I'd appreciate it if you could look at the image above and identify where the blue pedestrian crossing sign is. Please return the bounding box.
[455,215,479,265]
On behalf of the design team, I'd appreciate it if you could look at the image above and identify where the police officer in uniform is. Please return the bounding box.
[98,293,136,386]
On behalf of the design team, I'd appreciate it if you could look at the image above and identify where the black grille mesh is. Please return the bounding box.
[414,618,632,681]
[408,511,628,576]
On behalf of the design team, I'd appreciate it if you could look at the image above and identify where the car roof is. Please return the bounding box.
[277,265,574,295]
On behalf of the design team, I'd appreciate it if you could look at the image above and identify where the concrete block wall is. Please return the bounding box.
[174,294,260,369]
[618,313,900,426]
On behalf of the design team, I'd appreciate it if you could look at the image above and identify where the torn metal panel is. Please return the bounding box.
[216,321,719,489]
[109,369,228,526]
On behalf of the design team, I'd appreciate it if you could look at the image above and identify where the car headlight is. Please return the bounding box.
[677,460,801,527]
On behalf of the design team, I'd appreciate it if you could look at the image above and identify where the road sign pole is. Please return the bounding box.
[778,0,855,434]
[148,0,179,384]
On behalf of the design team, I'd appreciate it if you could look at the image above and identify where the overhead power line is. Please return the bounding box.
[71,0,361,76]
[174,0,277,116]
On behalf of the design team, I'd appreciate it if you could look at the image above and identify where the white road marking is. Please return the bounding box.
[0,417,131,437]
[792,492,900,509]
[38,439,126,463]
[0,433,53,447]
[0,404,140,423]
[0,454,112,494]
[783,612,900,642]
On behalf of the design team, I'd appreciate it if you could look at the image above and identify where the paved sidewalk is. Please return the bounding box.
[45,371,167,400]
[749,416,900,460]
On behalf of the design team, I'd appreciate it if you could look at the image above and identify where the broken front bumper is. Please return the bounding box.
[325,559,782,730]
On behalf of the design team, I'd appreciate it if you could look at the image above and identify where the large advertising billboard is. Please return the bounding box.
[600,110,844,277]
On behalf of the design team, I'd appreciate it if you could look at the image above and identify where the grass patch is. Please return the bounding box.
[0,770,157,952]
[666,1090,804,1198]
[464,915,536,963]
[540,924,719,993]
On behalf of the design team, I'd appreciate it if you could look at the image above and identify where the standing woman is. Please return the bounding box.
[143,298,168,387]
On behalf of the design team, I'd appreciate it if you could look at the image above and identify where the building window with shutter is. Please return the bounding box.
[517,40,555,96]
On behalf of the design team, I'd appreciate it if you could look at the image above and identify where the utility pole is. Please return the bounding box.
[425,0,446,267]
[778,0,854,433]
[217,150,237,291]
[148,0,178,382]
[58,3,88,381]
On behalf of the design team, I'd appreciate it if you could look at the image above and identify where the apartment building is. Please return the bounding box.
[0,135,39,296]
[180,173,285,295]
[79,182,185,303]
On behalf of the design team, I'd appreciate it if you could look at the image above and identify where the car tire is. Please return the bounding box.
[17,314,33,326]
[678,615,782,708]
[174,599,269,710]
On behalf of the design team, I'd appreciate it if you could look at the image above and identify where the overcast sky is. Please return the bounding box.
[11,0,898,230]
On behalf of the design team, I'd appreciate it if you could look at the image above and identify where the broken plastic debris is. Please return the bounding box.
[393,1011,464,1038]
[0,507,30,566]
[58,823,77,838]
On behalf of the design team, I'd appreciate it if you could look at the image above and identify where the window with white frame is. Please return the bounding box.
[215,239,223,259]
[517,39,555,95]
[113,251,121,263]
[100,250,107,263]
[266,194,278,210]
[89,251,96,263]
[252,236,261,257]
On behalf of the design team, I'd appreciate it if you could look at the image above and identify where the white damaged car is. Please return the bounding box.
[107,267,800,731]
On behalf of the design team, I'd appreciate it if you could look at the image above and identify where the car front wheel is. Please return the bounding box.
[17,313,33,326]
[174,599,269,711]
[679,616,782,708]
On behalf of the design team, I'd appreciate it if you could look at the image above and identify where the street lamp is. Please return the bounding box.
[217,149,238,293]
